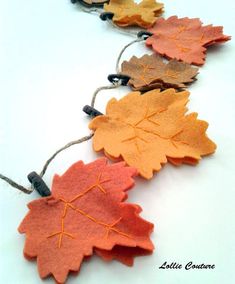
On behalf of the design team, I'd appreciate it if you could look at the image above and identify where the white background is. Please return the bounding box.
[0,0,234,283]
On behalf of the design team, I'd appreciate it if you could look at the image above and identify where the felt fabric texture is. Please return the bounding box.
[89,89,216,179]
[95,245,153,266]
[146,16,231,65]
[104,0,164,28]
[18,158,154,283]
[121,54,199,91]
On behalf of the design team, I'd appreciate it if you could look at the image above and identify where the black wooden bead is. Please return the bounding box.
[83,105,103,117]
[100,12,114,21]
[137,31,153,40]
[107,74,130,86]
[28,172,51,197]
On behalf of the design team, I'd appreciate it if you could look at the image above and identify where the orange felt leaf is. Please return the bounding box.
[18,158,154,283]
[104,0,164,28]
[146,16,231,65]
[89,89,216,179]
[121,54,199,91]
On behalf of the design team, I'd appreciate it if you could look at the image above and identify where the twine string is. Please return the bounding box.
[75,2,139,38]
[91,37,144,107]
[115,37,144,73]
[76,2,102,15]
[0,133,94,194]
[91,82,121,108]
[107,19,138,38]
[0,27,144,195]
[40,133,94,178]
[0,174,33,194]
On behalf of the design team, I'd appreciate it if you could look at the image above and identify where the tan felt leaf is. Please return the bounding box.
[121,54,199,91]
[89,89,216,179]
[104,0,164,28]
[146,16,231,65]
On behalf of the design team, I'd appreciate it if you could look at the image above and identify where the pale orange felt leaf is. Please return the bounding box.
[89,89,216,179]
[104,0,164,28]
[121,54,199,91]
[146,16,231,65]
[18,158,154,283]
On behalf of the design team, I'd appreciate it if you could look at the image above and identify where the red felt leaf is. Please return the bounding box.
[146,16,231,65]
[18,158,154,283]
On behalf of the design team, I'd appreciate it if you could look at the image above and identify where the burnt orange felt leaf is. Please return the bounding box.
[89,89,216,179]
[121,54,199,91]
[104,0,164,28]
[146,16,231,65]
[18,158,154,284]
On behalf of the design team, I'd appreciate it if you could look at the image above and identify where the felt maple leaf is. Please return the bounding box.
[89,89,216,179]
[104,0,164,28]
[121,54,199,91]
[18,158,154,283]
[146,16,231,65]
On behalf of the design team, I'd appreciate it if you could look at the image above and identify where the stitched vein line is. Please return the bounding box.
[136,62,156,85]
[47,201,131,248]
[164,69,180,79]
[47,214,75,249]
[119,106,189,151]
[69,173,111,203]
[68,204,132,239]
[47,173,132,248]
[121,125,189,150]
